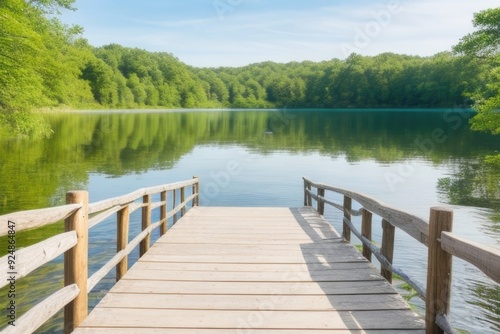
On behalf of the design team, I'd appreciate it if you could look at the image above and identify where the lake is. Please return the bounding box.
[0,109,499,333]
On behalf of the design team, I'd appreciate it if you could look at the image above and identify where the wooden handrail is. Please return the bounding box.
[303,177,500,334]
[0,177,200,334]
[303,177,429,245]
[0,204,81,237]
[441,232,500,284]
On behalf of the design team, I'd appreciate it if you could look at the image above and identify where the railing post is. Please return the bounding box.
[160,191,168,236]
[140,194,151,257]
[172,189,177,225]
[361,209,372,262]
[181,186,186,216]
[64,191,89,334]
[116,205,129,281]
[343,196,352,242]
[193,176,199,206]
[317,187,325,215]
[303,179,309,206]
[426,207,453,334]
[381,219,395,282]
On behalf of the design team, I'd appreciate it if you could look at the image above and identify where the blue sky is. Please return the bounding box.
[61,0,498,67]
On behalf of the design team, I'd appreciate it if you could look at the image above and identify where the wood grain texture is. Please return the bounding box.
[303,177,429,245]
[88,179,197,214]
[75,206,424,332]
[0,204,81,236]
[2,284,79,334]
[0,231,77,289]
[441,231,500,284]
[426,207,453,334]
[64,191,89,334]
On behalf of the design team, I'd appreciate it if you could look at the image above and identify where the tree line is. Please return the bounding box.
[0,0,498,137]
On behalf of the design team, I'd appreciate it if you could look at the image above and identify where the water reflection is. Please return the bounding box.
[0,109,499,333]
[468,280,500,332]
[1,110,498,216]
[438,159,500,237]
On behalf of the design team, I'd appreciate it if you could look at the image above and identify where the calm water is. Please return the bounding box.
[0,109,499,333]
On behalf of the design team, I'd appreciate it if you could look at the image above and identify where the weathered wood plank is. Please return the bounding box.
[303,177,429,245]
[88,205,123,229]
[152,237,343,245]
[0,204,81,236]
[123,268,384,282]
[111,279,397,295]
[134,261,373,272]
[77,309,424,330]
[0,231,77,289]
[95,293,411,311]
[2,284,79,334]
[139,254,367,264]
[143,244,362,255]
[441,231,500,284]
[88,179,197,214]
[74,206,423,333]
[74,329,425,334]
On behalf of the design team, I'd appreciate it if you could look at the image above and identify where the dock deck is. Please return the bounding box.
[73,206,425,333]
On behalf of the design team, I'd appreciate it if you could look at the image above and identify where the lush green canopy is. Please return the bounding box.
[454,7,500,136]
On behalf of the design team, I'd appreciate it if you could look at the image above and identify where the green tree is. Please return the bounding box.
[454,7,500,135]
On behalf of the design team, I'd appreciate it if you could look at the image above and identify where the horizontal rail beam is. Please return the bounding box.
[343,216,426,299]
[87,193,196,292]
[441,232,500,284]
[306,189,364,216]
[0,231,77,289]
[304,177,429,245]
[88,179,197,214]
[0,204,81,236]
[88,205,124,229]
[2,284,79,334]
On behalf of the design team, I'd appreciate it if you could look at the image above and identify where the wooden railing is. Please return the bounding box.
[303,177,500,334]
[0,177,199,334]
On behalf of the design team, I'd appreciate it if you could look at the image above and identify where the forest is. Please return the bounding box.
[0,0,499,139]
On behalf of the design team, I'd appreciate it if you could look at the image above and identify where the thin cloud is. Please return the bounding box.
[62,0,499,67]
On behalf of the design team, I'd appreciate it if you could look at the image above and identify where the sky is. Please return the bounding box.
[61,0,499,68]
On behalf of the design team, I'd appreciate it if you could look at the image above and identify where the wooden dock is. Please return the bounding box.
[73,206,425,333]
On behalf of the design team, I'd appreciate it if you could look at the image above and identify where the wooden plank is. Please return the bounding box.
[95,293,411,311]
[441,231,500,284]
[143,244,360,255]
[0,231,77,289]
[151,237,342,245]
[111,280,397,295]
[145,241,347,249]
[0,204,81,236]
[162,231,317,238]
[88,205,123,229]
[139,254,367,264]
[77,309,424,330]
[144,246,368,257]
[303,177,429,245]
[88,179,197,214]
[123,268,384,282]
[74,329,425,334]
[134,261,373,272]
[2,284,79,334]
[74,206,423,333]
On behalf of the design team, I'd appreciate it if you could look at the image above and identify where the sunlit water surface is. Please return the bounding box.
[0,109,498,333]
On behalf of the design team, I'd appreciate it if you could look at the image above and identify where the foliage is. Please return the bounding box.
[0,1,498,138]
[454,8,500,58]
[454,8,500,141]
